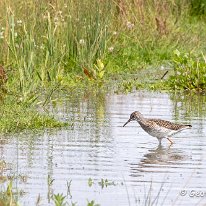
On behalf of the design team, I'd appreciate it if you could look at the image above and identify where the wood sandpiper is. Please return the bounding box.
[123,111,192,144]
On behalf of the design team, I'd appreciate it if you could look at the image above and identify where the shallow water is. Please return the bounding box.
[1,91,206,206]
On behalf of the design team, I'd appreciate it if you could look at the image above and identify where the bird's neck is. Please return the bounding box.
[136,117,146,124]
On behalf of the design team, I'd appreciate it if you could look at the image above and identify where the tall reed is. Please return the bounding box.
[0,0,111,99]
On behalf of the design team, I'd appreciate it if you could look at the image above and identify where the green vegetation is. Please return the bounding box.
[52,193,68,206]
[0,181,19,206]
[167,50,206,91]
[0,0,206,132]
[1,0,206,91]
[0,179,102,206]
[0,177,175,206]
[0,96,68,133]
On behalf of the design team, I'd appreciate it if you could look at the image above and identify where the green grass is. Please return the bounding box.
[0,181,19,206]
[0,0,206,93]
[167,50,206,91]
[0,96,68,133]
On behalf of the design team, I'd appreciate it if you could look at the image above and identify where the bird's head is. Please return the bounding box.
[123,111,143,127]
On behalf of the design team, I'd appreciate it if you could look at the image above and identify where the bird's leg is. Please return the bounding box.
[158,138,162,145]
[166,137,174,144]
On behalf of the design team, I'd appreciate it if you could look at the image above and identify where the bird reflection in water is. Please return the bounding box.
[130,145,186,176]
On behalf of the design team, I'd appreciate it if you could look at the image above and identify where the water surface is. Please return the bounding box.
[1,91,206,206]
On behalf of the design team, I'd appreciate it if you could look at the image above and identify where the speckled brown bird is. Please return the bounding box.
[123,111,192,145]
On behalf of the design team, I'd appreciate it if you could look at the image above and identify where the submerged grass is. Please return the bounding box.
[0,177,181,206]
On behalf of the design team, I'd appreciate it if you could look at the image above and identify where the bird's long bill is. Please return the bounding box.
[123,119,131,127]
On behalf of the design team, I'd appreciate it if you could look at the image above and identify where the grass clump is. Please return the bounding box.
[0,97,67,133]
[0,181,19,206]
[167,50,206,92]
